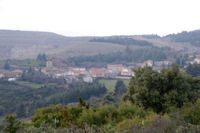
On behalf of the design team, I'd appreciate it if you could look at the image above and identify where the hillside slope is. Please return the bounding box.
[0,29,200,60]
[0,30,127,59]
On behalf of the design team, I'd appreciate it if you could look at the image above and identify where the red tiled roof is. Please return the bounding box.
[108,64,123,67]
[89,68,105,75]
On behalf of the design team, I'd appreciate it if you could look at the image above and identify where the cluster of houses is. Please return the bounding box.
[0,69,23,81]
[0,58,174,83]
[39,60,173,83]
[3,53,200,83]
[41,63,135,83]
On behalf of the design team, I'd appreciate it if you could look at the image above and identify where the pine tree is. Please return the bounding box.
[114,80,126,95]
[78,96,90,109]
[4,115,21,133]
[4,61,10,70]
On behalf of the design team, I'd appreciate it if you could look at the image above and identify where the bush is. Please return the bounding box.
[124,65,200,113]
[180,99,200,125]
[129,115,176,133]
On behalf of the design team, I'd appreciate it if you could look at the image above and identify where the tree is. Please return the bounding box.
[181,98,200,125]
[36,53,47,67]
[175,54,188,68]
[114,80,126,95]
[37,53,46,62]
[4,61,10,70]
[186,63,200,77]
[4,115,21,133]
[78,95,89,109]
[124,65,198,113]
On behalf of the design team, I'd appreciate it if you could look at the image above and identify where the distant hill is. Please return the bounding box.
[0,30,72,46]
[164,30,200,46]
[0,30,121,59]
[0,29,200,60]
[0,30,74,59]
[0,30,153,60]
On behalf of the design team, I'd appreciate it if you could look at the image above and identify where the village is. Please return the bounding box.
[0,57,176,83]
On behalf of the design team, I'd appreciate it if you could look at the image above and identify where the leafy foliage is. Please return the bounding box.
[186,63,200,77]
[36,53,47,62]
[2,66,200,133]
[175,54,189,68]
[78,96,90,109]
[30,103,149,129]
[114,80,126,95]
[124,65,200,113]
[180,99,200,125]
[4,61,10,70]
[36,53,47,67]
[0,79,106,118]
[4,115,21,133]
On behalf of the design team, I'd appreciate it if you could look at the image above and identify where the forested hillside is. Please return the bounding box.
[90,36,153,46]
[2,65,200,133]
[165,30,200,46]
[0,74,106,118]
[67,47,170,66]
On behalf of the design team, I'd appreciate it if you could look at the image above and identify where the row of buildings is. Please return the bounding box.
[41,63,135,83]
[41,60,173,83]
[0,59,173,83]
[0,69,23,81]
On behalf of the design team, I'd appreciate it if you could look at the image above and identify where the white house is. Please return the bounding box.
[8,78,16,82]
[194,58,200,64]
[142,60,153,67]
[83,76,93,83]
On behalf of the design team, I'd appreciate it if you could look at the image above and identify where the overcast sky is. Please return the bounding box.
[0,0,200,36]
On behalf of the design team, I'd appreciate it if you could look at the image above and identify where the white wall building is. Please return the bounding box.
[83,76,93,83]
[8,78,16,82]
[46,61,53,68]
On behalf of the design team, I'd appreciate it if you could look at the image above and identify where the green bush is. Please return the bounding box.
[181,99,200,125]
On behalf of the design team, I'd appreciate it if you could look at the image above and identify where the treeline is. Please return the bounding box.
[141,34,161,39]
[90,36,153,46]
[165,30,200,46]
[0,80,106,118]
[44,81,107,106]
[68,47,169,66]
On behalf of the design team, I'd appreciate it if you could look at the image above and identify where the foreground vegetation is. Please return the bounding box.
[0,70,107,118]
[1,65,200,132]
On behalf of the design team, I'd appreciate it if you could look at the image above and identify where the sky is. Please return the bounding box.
[0,0,200,36]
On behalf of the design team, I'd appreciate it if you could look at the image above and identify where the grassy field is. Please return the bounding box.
[9,59,40,67]
[98,79,130,92]
[15,81,44,89]
[0,69,6,73]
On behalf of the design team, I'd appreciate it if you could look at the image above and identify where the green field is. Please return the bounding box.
[0,69,6,73]
[15,81,44,89]
[98,79,130,92]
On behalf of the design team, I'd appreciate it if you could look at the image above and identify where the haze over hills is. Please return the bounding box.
[0,29,200,60]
